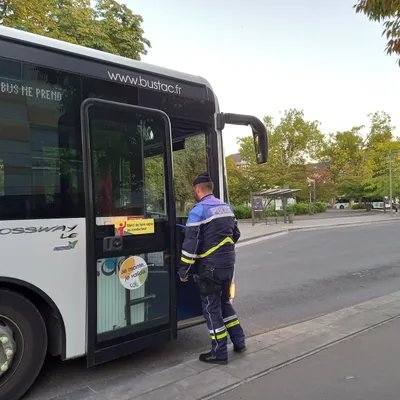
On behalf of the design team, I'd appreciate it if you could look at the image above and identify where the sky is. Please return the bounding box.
[125,0,400,156]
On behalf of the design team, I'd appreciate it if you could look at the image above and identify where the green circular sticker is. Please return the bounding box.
[119,256,148,290]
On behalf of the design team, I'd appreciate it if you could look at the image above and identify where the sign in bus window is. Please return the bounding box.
[96,251,169,337]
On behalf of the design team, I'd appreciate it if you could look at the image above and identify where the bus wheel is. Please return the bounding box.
[0,290,47,400]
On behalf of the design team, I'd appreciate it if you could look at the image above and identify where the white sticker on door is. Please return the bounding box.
[119,256,149,290]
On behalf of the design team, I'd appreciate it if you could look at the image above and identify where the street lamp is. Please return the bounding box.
[307,177,316,215]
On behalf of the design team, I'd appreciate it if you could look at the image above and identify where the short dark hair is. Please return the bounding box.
[197,181,214,192]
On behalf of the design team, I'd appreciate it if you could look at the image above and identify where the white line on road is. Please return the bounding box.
[237,219,399,249]
[236,231,288,248]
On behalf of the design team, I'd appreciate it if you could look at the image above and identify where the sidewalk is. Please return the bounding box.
[46,291,400,399]
[214,316,400,400]
[238,212,400,242]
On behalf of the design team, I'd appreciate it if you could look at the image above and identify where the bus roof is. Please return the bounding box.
[0,26,214,91]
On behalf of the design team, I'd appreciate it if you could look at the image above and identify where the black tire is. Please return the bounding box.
[0,290,47,400]
[340,205,344,209]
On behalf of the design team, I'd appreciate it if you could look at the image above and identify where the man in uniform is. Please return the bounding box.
[178,172,246,365]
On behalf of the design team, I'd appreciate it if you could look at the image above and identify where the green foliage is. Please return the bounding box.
[227,109,325,205]
[0,0,150,60]
[287,203,309,215]
[354,0,400,65]
[352,203,366,209]
[232,205,252,219]
[286,202,327,215]
[322,111,398,200]
[267,109,324,168]
[313,202,328,213]
[226,108,400,215]
[174,135,207,204]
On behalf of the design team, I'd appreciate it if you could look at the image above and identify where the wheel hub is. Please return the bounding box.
[0,326,16,377]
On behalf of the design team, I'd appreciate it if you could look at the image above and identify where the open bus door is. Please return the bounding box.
[81,99,177,366]
[176,217,203,329]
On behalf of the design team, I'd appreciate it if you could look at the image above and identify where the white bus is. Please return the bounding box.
[0,26,268,400]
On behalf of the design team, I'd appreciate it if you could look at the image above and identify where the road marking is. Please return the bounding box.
[236,231,288,248]
[237,219,400,249]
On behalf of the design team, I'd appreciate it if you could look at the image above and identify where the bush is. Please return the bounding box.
[288,202,327,215]
[231,202,328,219]
[352,203,366,209]
[313,202,328,213]
[232,204,252,219]
[291,203,309,215]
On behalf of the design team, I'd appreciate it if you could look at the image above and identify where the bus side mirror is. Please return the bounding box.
[217,113,268,164]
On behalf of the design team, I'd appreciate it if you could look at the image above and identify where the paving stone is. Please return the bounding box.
[92,364,197,400]
[375,302,400,317]
[132,368,240,400]
[88,368,145,393]
[49,387,103,400]
[353,295,399,311]
[273,320,325,340]
[256,331,285,348]
[185,358,218,373]
[220,348,288,380]
[325,309,389,336]
[311,307,362,326]
[269,326,346,361]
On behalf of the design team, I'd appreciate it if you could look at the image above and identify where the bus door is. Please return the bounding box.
[81,99,177,367]
[176,216,203,329]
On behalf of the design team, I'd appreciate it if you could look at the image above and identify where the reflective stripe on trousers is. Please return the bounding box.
[200,267,245,358]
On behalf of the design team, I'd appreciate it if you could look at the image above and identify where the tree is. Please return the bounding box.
[365,111,395,149]
[225,110,325,204]
[225,156,249,204]
[307,165,337,202]
[354,0,400,64]
[267,109,324,168]
[320,111,398,201]
[321,126,368,186]
[0,0,150,60]
[173,135,207,212]
[363,141,400,199]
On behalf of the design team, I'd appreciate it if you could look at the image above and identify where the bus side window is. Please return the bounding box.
[172,134,207,216]
[0,57,84,221]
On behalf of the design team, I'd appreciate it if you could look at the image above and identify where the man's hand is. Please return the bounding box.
[180,276,188,282]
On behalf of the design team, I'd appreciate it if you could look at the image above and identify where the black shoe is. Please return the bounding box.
[199,351,228,365]
[233,344,247,353]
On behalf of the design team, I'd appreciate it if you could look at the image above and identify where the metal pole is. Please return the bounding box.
[389,155,393,217]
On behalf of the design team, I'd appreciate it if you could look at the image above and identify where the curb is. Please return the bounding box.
[123,291,400,400]
[202,314,400,400]
[239,218,400,244]
[43,292,400,400]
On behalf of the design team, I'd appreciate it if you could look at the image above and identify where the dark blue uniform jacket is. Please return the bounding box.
[179,195,240,278]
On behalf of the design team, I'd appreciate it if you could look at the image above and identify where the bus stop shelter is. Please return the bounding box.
[251,188,301,226]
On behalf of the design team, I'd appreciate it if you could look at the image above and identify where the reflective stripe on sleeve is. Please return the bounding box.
[182,250,197,258]
[181,257,195,264]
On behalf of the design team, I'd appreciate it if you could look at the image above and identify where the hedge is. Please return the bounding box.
[232,204,252,219]
[232,202,327,219]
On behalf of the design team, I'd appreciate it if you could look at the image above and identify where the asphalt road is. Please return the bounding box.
[25,222,400,400]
